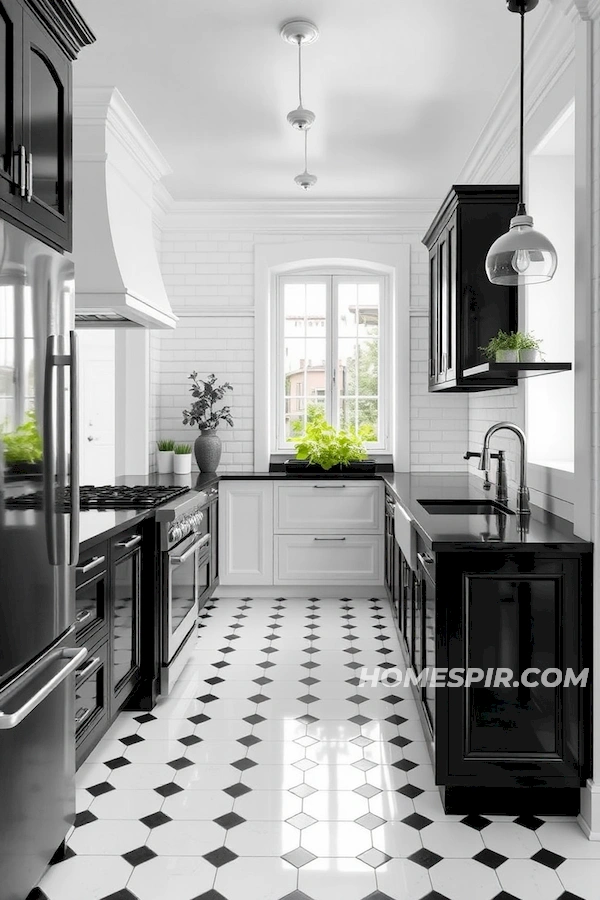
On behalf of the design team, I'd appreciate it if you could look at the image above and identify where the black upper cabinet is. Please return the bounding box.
[0,0,93,251]
[423,185,519,392]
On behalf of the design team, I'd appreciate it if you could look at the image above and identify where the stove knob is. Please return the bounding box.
[169,523,181,543]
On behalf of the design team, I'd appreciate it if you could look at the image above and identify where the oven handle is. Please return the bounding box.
[170,532,210,565]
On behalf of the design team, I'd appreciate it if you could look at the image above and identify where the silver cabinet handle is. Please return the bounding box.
[25,152,33,202]
[75,707,92,727]
[313,485,347,489]
[18,145,26,197]
[314,537,347,541]
[115,535,142,550]
[76,609,92,624]
[76,555,105,575]
[171,533,209,564]
[417,551,435,567]
[75,656,101,681]
[0,646,88,730]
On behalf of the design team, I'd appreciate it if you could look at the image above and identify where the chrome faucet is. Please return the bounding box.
[479,422,530,515]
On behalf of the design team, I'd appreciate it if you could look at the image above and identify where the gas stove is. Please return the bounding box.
[6,484,190,511]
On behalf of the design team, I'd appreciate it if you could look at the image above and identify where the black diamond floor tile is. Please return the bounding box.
[300,677,320,686]
[297,714,318,725]
[389,735,411,748]
[397,784,424,799]
[167,757,193,770]
[140,811,172,828]
[214,812,246,829]
[223,782,252,798]
[122,846,157,867]
[119,734,144,746]
[212,661,230,669]
[25,890,49,900]
[349,715,371,726]
[179,734,202,746]
[244,714,266,725]
[203,846,239,867]
[419,893,452,900]
[231,757,257,771]
[473,848,508,869]
[254,676,273,686]
[87,781,115,797]
[98,891,139,900]
[49,844,76,865]
[278,893,315,900]
[408,848,443,869]
[189,713,210,725]
[359,893,396,900]
[461,814,492,831]
[531,848,566,869]
[205,676,225,686]
[133,713,156,724]
[248,694,269,703]
[555,893,588,900]
[258,661,275,669]
[154,782,183,798]
[191,892,229,900]
[393,758,418,771]
[238,734,261,747]
[402,812,433,831]
[74,810,97,827]
[514,815,545,831]
[385,715,407,726]
[104,756,131,770]
[197,693,218,703]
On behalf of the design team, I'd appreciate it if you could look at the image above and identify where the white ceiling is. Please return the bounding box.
[73,0,538,201]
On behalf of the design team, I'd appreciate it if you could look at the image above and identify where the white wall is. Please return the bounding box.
[149,214,469,474]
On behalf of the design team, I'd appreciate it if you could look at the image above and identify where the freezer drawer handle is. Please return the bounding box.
[75,707,92,727]
[115,535,142,550]
[75,656,101,681]
[76,555,106,575]
[314,537,346,541]
[0,646,88,730]
[417,552,435,567]
[76,609,92,624]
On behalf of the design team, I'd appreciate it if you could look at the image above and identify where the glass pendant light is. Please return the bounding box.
[295,130,317,190]
[281,20,319,189]
[486,0,557,286]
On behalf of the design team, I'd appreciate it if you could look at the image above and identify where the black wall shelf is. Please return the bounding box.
[462,361,572,381]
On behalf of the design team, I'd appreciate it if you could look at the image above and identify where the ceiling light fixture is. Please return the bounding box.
[485,0,557,286]
[281,19,319,189]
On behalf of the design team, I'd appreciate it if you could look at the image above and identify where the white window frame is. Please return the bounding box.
[273,269,391,454]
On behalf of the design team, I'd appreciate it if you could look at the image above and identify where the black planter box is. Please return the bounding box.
[284,459,377,478]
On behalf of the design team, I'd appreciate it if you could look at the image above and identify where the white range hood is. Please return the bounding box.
[72,87,177,329]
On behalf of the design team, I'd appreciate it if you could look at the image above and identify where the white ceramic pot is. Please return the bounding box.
[173,452,192,475]
[157,449,173,474]
[495,349,518,363]
[519,349,540,363]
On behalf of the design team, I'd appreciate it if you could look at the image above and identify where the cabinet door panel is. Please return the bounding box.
[21,9,71,248]
[422,569,436,732]
[0,0,21,209]
[112,546,141,702]
[219,482,273,585]
[428,251,438,386]
[445,214,457,382]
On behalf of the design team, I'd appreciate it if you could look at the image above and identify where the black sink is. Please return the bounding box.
[417,499,514,516]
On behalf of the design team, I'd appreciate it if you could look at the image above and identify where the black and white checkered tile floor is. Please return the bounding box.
[35,597,600,900]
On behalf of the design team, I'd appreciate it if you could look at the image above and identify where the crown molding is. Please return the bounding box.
[157,198,441,233]
[567,0,600,21]
[459,1,575,183]
[73,87,172,184]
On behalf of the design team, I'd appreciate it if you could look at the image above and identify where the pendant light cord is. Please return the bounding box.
[304,129,308,171]
[517,8,526,215]
[298,38,303,108]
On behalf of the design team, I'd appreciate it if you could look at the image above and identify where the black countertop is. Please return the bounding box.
[78,470,592,554]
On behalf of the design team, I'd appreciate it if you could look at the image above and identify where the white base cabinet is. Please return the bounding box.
[219,479,384,587]
[219,481,274,585]
[275,534,383,584]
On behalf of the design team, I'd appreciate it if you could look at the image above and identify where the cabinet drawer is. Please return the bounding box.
[75,567,107,645]
[75,638,109,766]
[275,482,383,533]
[112,527,143,562]
[76,544,107,588]
[275,534,383,584]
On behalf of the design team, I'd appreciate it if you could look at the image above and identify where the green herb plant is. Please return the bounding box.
[1,410,43,464]
[479,330,543,360]
[183,373,234,431]
[157,439,175,451]
[293,410,369,470]
[173,443,192,455]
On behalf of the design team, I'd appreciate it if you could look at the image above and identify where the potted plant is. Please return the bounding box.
[182,373,234,473]
[480,330,521,363]
[1,411,43,477]
[517,332,543,363]
[288,410,376,476]
[156,438,175,474]
[173,443,192,475]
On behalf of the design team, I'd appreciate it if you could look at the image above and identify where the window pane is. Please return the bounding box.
[358,399,378,441]
[357,339,379,396]
[338,284,358,337]
[339,397,356,433]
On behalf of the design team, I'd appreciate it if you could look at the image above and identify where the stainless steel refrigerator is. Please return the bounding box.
[0,219,85,900]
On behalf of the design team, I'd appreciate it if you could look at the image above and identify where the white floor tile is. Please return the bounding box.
[67,819,150,855]
[127,855,216,900]
[303,789,369,822]
[214,855,297,900]
[537,821,600,858]
[226,820,300,856]
[430,858,502,900]
[375,858,433,900]
[233,788,302,821]
[301,821,372,857]
[371,821,422,858]
[174,763,239,790]
[558,858,600,899]
[299,856,378,900]
[496,858,565,899]
[421,821,486,858]
[147,819,224,856]
[38,855,133,900]
[482,822,542,858]
[90,788,162,821]
[162,788,234,820]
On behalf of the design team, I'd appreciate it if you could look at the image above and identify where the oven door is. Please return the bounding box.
[165,532,209,663]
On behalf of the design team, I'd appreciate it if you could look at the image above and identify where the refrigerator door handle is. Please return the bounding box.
[69,331,80,565]
[0,646,88,730]
[43,332,80,567]
[43,335,60,566]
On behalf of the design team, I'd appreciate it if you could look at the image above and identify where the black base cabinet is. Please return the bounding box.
[75,517,158,767]
[388,523,592,815]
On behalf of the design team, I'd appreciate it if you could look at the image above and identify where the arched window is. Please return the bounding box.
[273,268,391,453]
